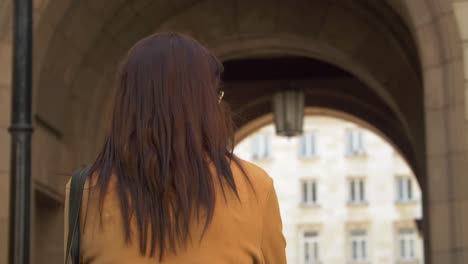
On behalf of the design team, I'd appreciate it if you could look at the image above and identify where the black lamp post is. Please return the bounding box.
[273,89,305,137]
[9,0,33,263]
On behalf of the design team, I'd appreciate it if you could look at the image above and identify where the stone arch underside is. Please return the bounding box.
[34,0,424,178]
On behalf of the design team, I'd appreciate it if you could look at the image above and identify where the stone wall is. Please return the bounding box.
[0,0,12,262]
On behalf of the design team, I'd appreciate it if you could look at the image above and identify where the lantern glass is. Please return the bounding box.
[273,90,305,137]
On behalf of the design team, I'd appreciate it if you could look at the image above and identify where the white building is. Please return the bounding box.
[235,116,424,264]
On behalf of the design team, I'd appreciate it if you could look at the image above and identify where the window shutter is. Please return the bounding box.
[312,182,317,203]
[407,179,412,200]
[359,180,365,201]
[302,182,308,204]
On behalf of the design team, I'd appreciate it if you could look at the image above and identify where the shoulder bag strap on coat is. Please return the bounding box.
[65,165,91,264]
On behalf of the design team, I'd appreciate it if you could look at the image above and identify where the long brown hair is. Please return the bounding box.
[90,33,243,259]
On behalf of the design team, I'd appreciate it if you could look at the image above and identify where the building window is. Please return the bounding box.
[396,177,413,202]
[349,179,366,204]
[251,134,271,160]
[299,133,317,158]
[398,229,417,261]
[346,130,365,156]
[303,231,320,264]
[302,180,318,206]
[350,230,367,262]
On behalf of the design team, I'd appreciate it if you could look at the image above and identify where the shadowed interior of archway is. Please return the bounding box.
[223,57,419,178]
[31,0,425,177]
[32,0,425,177]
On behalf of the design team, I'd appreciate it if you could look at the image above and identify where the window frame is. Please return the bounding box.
[397,229,418,262]
[251,134,272,160]
[396,177,414,203]
[348,178,367,204]
[301,230,320,264]
[349,230,368,263]
[299,132,318,158]
[346,129,366,156]
[301,179,319,206]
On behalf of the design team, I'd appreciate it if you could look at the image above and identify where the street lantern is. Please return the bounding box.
[273,89,305,137]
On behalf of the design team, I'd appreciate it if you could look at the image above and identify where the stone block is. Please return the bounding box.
[453,199,468,249]
[451,152,468,200]
[39,0,72,29]
[114,18,153,53]
[354,33,408,85]
[447,105,467,154]
[431,251,454,264]
[31,124,71,195]
[49,36,84,85]
[0,171,8,219]
[0,128,10,172]
[276,0,331,38]
[0,0,12,43]
[423,65,445,110]
[454,1,468,40]
[0,218,7,264]
[463,42,468,79]
[58,3,102,54]
[466,81,468,120]
[430,0,454,15]
[319,4,372,55]
[454,248,468,264]
[0,42,12,87]
[33,0,50,17]
[427,154,450,202]
[237,0,279,35]
[384,0,409,23]
[83,0,126,18]
[33,20,55,76]
[425,109,449,156]
[0,85,10,127]
[403,0,432,27]
[437,14,463,61]
[159,0,239,45]
[34,30,83,135]
[429,202,453,251]
[33,200,64,264]
[68,67,102,105]
[101,2,137,39]
[445,59,465,107]
[416,23,443,68]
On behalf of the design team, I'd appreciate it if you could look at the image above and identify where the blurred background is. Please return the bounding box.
[1,0,468,263]
[235,115,423,263]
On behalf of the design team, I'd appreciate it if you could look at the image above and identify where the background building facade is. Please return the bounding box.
[235,116,424,264]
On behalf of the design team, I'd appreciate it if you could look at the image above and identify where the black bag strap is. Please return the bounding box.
[65,165,91,264]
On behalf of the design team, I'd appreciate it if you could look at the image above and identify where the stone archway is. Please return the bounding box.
[29,1,468,263]
[235,107,402,149]
[395,1,468,263]
[1,0,468,263]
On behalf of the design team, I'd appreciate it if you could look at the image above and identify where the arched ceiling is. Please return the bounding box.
[33,0,424,173]
[222,57,417,169]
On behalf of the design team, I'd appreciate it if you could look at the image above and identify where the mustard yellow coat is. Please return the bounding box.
[65,159,287,263]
